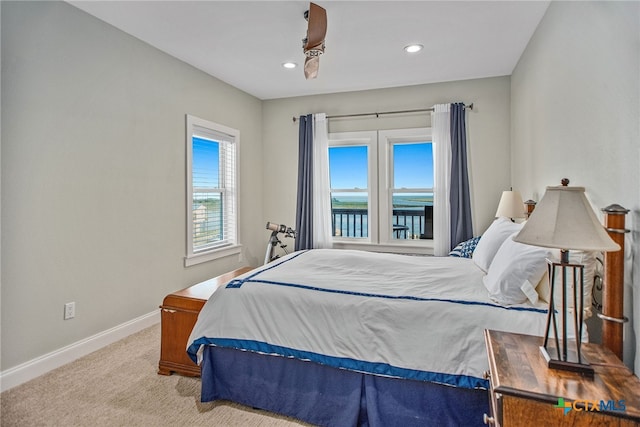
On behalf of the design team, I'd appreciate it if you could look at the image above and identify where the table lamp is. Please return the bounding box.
[495,190,525,221]
[512,179,620,376]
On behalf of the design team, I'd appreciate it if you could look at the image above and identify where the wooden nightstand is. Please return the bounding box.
[157,267,253,377]
[484,329,640,426]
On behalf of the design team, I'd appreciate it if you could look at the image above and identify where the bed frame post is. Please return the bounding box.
[599,204,629,360]
[524,200,536,219]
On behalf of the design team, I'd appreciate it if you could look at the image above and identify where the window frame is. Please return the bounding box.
[378,128,433,246]
[185,114,241,267]
[328,131,378,244]
[328,128,434,254]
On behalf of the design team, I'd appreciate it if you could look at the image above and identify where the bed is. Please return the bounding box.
[186,215,617,427]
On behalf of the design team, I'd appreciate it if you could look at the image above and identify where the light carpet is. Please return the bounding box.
[0,324,312,426]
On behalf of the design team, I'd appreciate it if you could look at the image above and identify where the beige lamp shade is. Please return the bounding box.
[495,190,525,219]
[513,185,620,252]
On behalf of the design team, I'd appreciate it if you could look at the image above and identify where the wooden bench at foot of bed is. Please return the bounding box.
[158,267,253,377]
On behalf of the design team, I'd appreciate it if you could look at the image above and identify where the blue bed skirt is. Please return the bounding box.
[200,346,489,427]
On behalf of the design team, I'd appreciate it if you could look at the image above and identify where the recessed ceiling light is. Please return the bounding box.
[282,62,297,69]
[404,44,423,53]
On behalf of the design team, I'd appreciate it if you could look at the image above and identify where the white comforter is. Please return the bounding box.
[187,249,549,389]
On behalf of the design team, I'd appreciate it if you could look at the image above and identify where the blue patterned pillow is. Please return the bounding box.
[449,236,481,258]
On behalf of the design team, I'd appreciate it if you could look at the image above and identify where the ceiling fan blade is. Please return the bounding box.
[304,2,326,51]
[304,56,319,80]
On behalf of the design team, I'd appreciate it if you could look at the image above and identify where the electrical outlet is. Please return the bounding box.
[64,302,75,320]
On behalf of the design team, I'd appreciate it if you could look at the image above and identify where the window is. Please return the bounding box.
[328,128,433,250]
[379,129,434,243]
[185,115,240,266]
[328,131,378,242]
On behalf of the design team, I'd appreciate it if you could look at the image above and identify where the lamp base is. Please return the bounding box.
[540,345,594,378]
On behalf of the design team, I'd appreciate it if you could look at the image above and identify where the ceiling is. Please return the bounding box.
[68,1,550,100]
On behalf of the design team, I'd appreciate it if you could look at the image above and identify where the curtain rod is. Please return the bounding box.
[291,103,473,123]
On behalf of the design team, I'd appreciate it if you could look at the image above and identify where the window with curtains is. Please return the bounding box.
[185,115,240,266]
[328,128,434,248]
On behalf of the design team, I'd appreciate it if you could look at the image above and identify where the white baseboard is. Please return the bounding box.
[0,310,160,392]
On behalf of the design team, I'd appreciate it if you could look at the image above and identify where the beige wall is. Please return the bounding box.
[511,1,640,372]
[262,76,512,242]
[1,1,264,370]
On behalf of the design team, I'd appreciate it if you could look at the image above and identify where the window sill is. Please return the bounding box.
[184,244,242,267]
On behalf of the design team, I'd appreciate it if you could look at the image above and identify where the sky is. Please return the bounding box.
[329,142,433,190]
[193,137,219,188]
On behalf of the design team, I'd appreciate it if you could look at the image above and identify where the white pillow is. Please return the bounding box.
[535,250,598,319]
[484,234,551,305]
[472,218,523,272]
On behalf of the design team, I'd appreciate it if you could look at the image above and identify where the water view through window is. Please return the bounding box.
[329,141,434,240]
